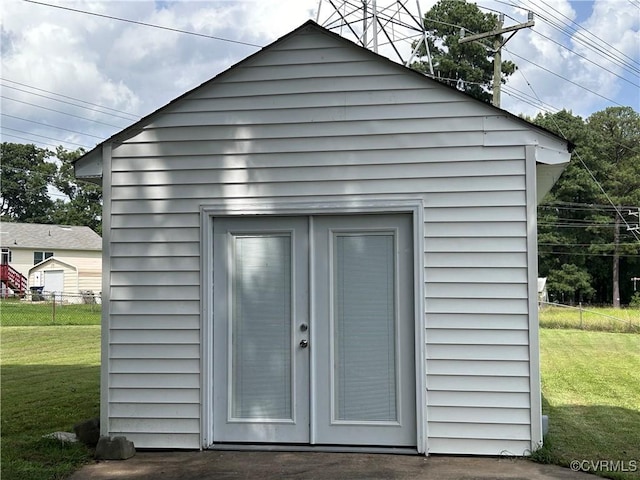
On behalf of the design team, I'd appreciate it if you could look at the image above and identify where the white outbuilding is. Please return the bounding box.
[75,21,570,455]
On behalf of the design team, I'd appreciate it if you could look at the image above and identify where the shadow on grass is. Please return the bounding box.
[535,394,640,480]
[1,364,100,480]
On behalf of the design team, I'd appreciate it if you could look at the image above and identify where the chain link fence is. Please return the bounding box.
[539,301,640,333]
[0,292,102,326]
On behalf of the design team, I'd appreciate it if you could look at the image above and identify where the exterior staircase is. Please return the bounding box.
[0,264,27,297]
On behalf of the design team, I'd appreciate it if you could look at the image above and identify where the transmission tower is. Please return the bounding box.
[316,0,434,73]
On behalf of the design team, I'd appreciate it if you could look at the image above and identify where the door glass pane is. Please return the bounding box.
[334,233,397,422]
[231,235,292,420]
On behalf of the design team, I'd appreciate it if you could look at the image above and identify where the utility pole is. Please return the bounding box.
[459,12,534,107]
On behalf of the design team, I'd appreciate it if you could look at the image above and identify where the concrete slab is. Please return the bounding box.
[68,451,598,480]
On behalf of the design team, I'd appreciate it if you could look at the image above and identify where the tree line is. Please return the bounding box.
[1,0,638,306]
[0,143,102,235]
[534,108,640,307]
[412,0,640,306]
[2,106,638,306]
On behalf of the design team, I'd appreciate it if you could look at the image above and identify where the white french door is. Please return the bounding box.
[212,214,415,447]
[213,217,309,443]
[313,215,416,446]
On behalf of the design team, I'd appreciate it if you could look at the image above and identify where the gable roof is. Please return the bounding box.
[75,20,571,179]
[0,222,102,251]
[29,256,78,272]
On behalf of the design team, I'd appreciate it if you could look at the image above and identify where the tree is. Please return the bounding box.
[0,142,56,223]
[547,263,595,305]
[51,146,103,235]
[534,111,599,288]
[535,108,640,307]
[0,142,102,234]
[412,0,517,103]
[586,107,640,307]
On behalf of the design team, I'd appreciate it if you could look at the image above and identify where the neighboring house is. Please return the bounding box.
[0,222,102,299]
[74,22,570,455]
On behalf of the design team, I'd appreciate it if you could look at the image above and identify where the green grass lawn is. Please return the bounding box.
[1,313,638,480]
[537,329,640,479]
[539,306,640,333]
[0,299,101,326]
[1,326,100,480]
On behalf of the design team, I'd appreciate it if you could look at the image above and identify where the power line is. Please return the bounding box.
[540,243,640,248]
[10,0,636,158]
[476,4,520,23]
[541,201,640,210]
[501,85,560,113]
[1,84,139,122]
[502,89,555,113]
[504,48,626,107]
[535,18,640,79]
[526,0,640,69]
[414,4,633,111]
[1,113,104,139]
[421,72,562,114]
[1,96,126,129]
[539,208,633,215]
[1,78,139,119]
[527,29,639,88]
[515,69,640,242]
[501,0,640,74]
[539,223,633,228]
[1,126,92,148]
[0,132,61,149]
[539,251,640,258]
[494,0,640,81]
[541,217,626,223]
[22,0,262,48]
[481,0,639,79]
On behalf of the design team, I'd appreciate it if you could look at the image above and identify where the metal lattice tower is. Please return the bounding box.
[316,0,434,73]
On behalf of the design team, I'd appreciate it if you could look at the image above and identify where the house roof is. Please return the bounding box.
[75,20,571,178]
[0,222,102,251]
[29,256,78,273]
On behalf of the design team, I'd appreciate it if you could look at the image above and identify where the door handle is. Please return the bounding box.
[299,339,309,349]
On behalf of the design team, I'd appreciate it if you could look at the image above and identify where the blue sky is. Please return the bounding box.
[570,0,594,22]
[0,0,638,152]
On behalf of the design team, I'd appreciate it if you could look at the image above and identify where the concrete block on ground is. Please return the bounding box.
[95,436,136,460]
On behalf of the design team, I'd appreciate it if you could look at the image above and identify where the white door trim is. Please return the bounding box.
[200,199,427,454]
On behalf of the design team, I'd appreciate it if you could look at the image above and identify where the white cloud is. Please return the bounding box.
[0,0,637,151]
[476,0,639,117]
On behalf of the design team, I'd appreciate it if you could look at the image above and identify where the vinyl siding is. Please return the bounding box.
[102,26,563,451]
[7,249,39,280]
[63,252,102,293]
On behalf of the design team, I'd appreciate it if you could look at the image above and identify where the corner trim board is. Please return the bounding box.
[101,142,113,436]
[525,145,543,452]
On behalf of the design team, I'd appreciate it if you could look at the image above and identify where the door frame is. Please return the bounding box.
[200,199,427,454]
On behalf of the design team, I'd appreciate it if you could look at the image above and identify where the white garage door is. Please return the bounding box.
[43,270,64,299]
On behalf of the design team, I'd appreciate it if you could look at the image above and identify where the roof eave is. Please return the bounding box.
[74,147,103,185]
[72,20,572,178]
